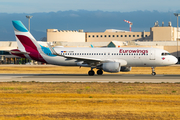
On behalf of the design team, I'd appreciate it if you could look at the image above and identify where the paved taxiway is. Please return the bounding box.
[0,74,180,83]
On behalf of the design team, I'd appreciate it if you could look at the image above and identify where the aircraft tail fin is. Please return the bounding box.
[12,20,40,51]
[12,21,47,63]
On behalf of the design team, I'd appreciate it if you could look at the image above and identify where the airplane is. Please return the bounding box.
[10,20,178,76]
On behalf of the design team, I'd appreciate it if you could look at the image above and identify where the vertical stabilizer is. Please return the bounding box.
[12,21,47,63]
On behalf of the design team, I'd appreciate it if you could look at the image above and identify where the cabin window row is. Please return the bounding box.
[57,53,148,56]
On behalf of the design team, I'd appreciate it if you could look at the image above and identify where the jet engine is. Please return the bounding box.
[102,62,120,73]
[120,66,132,72]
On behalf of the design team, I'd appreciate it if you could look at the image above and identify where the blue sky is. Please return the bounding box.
[1,0,180,13]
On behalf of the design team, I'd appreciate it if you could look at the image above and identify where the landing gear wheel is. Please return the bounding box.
[151,72,156,76]
[151,67,156,76]
[97,69,103,75]
[88,70,95,76]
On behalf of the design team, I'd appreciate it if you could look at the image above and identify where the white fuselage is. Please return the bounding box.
[40,47,177,67]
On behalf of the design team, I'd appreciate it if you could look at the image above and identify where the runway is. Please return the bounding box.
[0,74,180,83]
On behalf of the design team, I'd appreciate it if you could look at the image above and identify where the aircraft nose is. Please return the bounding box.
[173,57,178,64]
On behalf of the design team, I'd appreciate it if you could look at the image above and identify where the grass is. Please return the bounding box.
[0,82,180,119]
[0,65,179,119]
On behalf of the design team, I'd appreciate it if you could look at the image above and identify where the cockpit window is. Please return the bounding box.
[161,52,171,56]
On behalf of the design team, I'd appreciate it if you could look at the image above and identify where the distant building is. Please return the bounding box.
[47,29,85,42]
[86,29,151,42]
[46,21,180,43]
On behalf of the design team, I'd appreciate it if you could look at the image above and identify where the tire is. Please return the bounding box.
[88,70,95,76]
[97,69,103,75]
[151,72,156,76]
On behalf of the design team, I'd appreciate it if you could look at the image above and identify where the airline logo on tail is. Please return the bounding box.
[12,21,47,63]
[12,21,28,32]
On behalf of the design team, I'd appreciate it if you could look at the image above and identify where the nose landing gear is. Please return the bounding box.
[151,67,156,76]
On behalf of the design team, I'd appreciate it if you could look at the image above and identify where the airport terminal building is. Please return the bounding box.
[47,21,180,42]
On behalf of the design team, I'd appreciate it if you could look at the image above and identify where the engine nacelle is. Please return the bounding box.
[120,66,132,72]
[102,62,120,73]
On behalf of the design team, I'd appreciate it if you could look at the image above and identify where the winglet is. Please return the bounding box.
[91,44,94,48]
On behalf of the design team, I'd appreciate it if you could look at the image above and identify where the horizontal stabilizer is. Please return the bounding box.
[10,50,30,54]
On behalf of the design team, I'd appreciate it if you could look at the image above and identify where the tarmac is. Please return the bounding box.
[0,74,180,83]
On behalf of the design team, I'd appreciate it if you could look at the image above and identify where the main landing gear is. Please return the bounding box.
[88,68,103,76]
[151,67,156,76]
[88,70,95,76]
[97,69,103,75]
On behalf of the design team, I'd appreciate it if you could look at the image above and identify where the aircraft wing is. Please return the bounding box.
[47,43,103,64]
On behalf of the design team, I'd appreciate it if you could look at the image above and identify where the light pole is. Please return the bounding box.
[26,15,33,64]
[26,15,33,32]
[174,13,180,58]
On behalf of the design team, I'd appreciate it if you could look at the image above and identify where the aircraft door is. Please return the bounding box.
[133,55,142,66]
[150,50,155,60]
[104,52,109,59]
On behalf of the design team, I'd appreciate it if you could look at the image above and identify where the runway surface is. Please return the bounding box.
[0,74,180,83]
